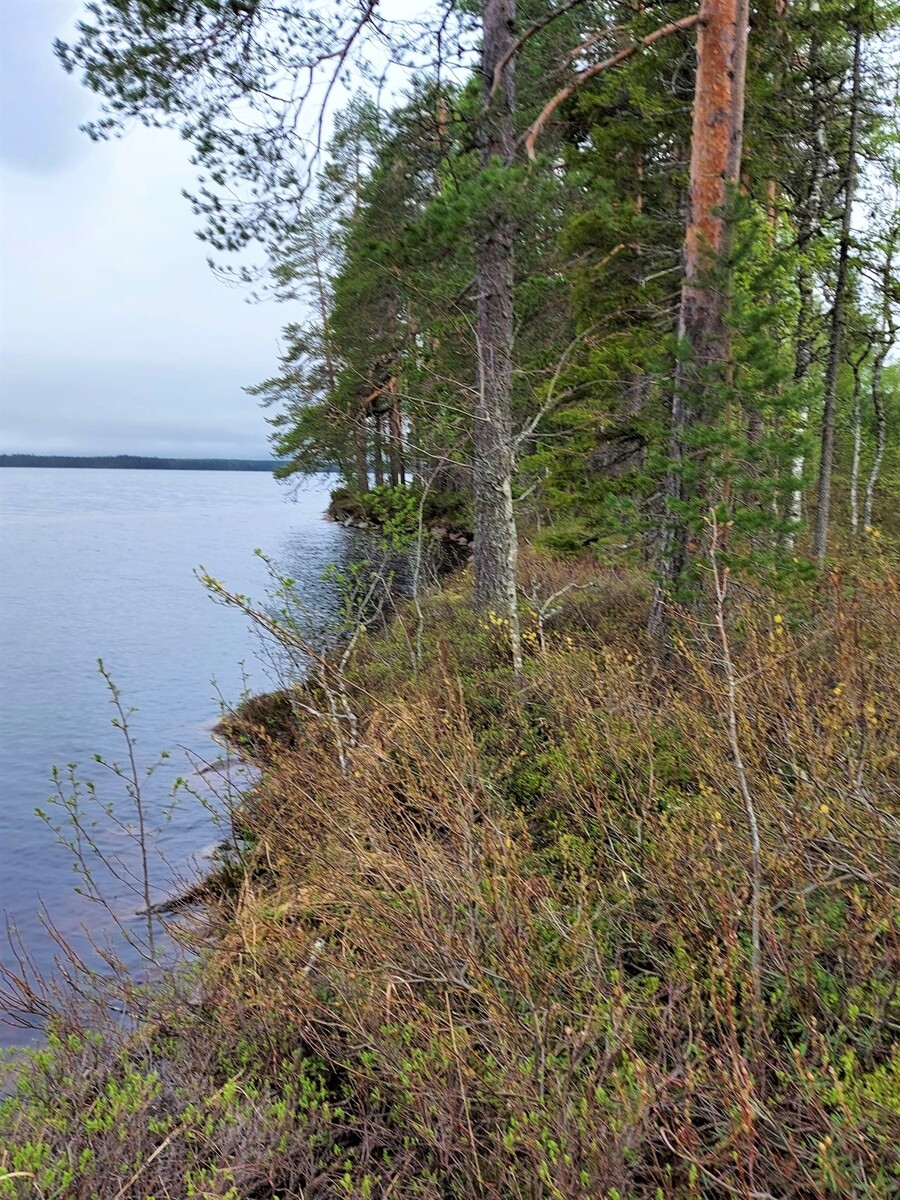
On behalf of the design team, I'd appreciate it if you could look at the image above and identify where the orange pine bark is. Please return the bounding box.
[650,0,750,631]
[679,0,749,364]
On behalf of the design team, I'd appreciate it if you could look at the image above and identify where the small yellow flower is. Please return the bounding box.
[819,803,829,816]
[773,613,783,625]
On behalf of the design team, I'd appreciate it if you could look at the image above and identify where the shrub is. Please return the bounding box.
[3,554,899,1197]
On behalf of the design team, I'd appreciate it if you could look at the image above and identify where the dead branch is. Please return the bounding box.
[524,12,702,159]
[489,0,594,97]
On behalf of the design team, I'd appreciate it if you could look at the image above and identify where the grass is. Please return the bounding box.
[2,544,899,1198]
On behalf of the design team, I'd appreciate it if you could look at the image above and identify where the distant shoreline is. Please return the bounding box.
[0,455,282,472]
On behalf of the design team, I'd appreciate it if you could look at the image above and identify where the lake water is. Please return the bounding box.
[0,468,346,1047]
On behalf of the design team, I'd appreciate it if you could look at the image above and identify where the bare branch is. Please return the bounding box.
[515,315,629,452]
[708,514,763,1013]
[523,12,702,159]
[489,0,593,97]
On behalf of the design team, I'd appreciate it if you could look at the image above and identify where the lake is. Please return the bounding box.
[0,468,346,1047]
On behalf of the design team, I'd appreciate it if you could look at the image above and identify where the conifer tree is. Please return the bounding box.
[58,0,900,606]
[648,0,750,628]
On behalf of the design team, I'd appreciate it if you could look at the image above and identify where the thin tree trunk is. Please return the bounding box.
[387,378,405,486]
[864,242,895,530]
[746,178,778,470]
[310,224,337,397]
[309,220,367,493]
[649,0,750,633]
[864,357,887,532]
[786,33,827,546]
[354,423,370,494]
[813,25,862,566]
[849,354,864,537]
[373,412,385,488]
[474,0,522,676]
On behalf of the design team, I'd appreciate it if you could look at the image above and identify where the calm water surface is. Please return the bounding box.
[0,469,345,1046]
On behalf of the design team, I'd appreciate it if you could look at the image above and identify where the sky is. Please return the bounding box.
[0,1,289,459]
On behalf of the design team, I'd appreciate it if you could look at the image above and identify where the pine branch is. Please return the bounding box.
[523,12,702,159]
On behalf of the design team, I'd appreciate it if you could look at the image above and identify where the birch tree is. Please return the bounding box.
[864,233,897,529]
[787,28,829,543]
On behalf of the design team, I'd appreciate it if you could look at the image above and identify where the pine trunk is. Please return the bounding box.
[650,0,750,630]
[473,0,522,673]
[354,428,370,494]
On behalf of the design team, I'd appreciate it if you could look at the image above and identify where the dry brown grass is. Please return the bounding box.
[2,552,899,1198]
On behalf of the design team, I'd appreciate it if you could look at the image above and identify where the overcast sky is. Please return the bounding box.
[0,0,290,459]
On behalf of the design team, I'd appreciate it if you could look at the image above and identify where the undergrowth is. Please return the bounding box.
[2,547,899,1198]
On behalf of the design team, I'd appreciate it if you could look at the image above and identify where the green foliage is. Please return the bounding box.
[58,0,900,567]
[18,2,900,1194]
[329,483,472,546]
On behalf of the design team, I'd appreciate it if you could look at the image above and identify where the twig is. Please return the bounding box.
[708,515,763,1011]
[489,0,593,97]
[445,991,484,1190]
[524,13,701,159]
[515,323,601,453]
[658,1127,777,1199]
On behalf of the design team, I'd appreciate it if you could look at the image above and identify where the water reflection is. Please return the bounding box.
[0,470,348,1046]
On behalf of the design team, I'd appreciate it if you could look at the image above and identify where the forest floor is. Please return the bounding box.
[2,542,899,1198]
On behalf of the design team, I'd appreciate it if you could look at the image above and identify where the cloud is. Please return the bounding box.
[0,2,90,174]
[0,356,276,458]
[0,5,296,461]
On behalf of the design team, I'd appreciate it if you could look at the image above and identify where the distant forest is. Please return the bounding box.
[0,455,281,471]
